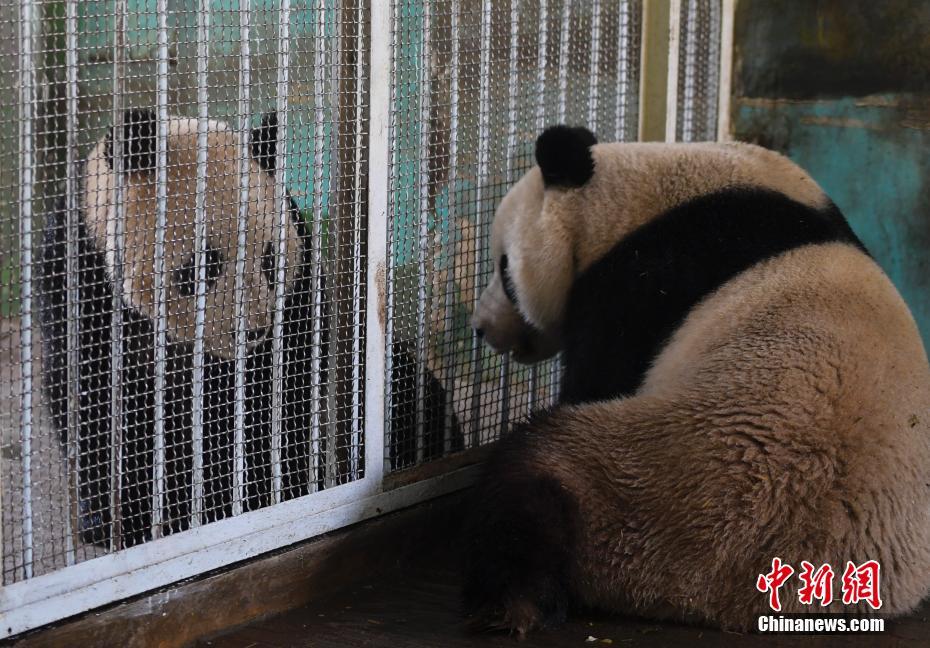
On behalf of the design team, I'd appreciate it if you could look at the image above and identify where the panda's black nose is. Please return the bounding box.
[475,328,484,339]
[246,328,267,344]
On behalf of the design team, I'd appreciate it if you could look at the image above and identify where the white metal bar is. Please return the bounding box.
[664,0,681,142]
[469,0,492,447]
[442,0,461,454]
[64,0,79,566]
[18,0,36,580]
[382,0,399,475]
[190,0,212,528]
[716,0,734,142]
[557,0,571,122]
[109,0,128,552]
[324,0,339,489]
[535,0,548,132]
[414,1,432,464]
[310,0,327,491]
[615,0,631,142]
[1,465,478,639]
[552,0,569,404]
[365,0,390,486]
[349,0,365,480]
[271,0,292,502]
[529,0,548,410]
[151,0,170,537]
[587,0,601,132]
[705,0,721,138]
[680,0,697,141]
[232,0,252,516]
[499,0,521,437]
[324,0,345,488]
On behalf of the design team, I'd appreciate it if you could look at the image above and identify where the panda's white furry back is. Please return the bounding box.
[465,125,930,635]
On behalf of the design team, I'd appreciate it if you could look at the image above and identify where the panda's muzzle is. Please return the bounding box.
[246,327,268,344]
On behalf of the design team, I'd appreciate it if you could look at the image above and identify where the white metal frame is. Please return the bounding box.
[1,0,732,638]
[0,2,483,638]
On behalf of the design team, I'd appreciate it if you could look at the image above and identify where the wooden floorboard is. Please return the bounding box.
[200,558,930,648]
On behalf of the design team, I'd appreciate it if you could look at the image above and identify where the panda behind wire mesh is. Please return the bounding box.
[39,109,321,547]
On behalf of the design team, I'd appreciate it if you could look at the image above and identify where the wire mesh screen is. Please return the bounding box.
[675,0,720,141]
[386,0,642,471]
[0,0,367,584]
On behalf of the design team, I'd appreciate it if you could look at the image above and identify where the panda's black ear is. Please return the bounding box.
[105,108,157,173]
[251,112,278,174]
[535,125,597,188]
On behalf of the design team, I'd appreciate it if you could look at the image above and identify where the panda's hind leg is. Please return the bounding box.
[462,413,581,638]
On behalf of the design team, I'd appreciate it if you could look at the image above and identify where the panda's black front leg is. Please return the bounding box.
[462,426,580,639]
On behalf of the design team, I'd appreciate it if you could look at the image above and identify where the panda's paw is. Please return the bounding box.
[466,587,568,640]
[467,597,547,640]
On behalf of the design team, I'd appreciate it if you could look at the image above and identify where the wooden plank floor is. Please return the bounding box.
[199,556,930,648]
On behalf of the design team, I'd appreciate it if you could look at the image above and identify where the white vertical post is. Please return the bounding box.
[232,0,251,516]
[614,0,631,142]
[442,0,461,453]
[349,0,365,480]
[529,0,548,410]
[680,0,697,141]
[271,0,291,503]
[324,1,339,489]
[499,0,520,437]
[64,0,79,564]
[310,0,326,491]
[151,0,170,536]
[414,1,431,464]
[18,0,36,579]
[382,0,398,477]
[364,0,391,489]
[469,0,492,447]
[191,0,211,528]
[664,0,681,142]
[557,0,571,122]
[550,0,573,403]
[716,0,735,142]
[109,0,128,551]
[587,0,601,132]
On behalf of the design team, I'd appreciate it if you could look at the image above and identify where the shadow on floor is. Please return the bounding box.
[199,552,930,648]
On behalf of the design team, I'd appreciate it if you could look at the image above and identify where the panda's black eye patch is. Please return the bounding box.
[262,242,277,286]
[173,246,225,298]
[500,254,518,305]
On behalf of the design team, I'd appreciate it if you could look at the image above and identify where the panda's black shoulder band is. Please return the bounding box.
[535,124,598,188]
[559,188,868,405]
[105,108,157,173]
[251,112,279,174]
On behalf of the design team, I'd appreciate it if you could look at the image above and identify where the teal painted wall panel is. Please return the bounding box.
[735,97,930,346]
[733,0,930,349]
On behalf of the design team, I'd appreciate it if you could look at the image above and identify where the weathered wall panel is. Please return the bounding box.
[732,0,930,346]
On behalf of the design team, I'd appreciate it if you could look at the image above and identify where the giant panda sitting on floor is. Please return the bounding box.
[40,109,320,547]
[465,125,930,635]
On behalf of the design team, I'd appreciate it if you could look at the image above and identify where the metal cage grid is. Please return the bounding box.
[386,0,642,471]
[1,0,368,585]
[675,0,720,141]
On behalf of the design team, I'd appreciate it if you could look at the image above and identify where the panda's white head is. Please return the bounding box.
[84,109,305,360]
[471,125,830,363]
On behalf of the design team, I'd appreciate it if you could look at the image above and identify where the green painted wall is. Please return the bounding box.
[732,0,930,348]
